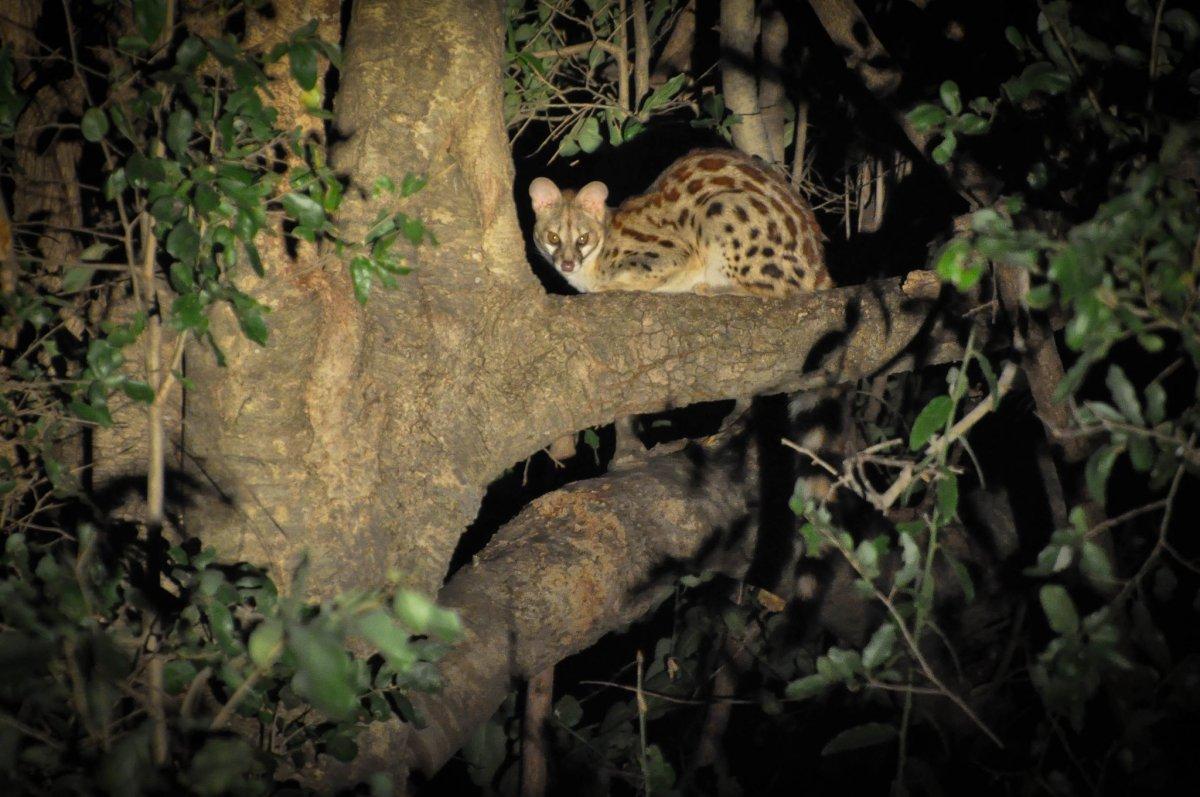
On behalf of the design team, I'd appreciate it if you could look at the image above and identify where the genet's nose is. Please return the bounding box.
[561,259,576,272]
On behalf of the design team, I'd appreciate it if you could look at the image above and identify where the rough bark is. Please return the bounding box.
[720,0,772,160]
[408,434,760,775]
[407,277,989,777]
[178,0,961,601]
[65,0,1006,785]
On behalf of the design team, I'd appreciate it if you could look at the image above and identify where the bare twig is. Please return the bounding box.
[520,666,555,797]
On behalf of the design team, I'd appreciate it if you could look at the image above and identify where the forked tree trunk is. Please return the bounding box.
[86,0,986,786]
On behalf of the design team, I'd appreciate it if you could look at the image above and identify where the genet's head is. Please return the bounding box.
[529,177,609,290]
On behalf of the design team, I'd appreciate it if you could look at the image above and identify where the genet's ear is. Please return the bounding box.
[529,177,562,212]
[576,181,609,220]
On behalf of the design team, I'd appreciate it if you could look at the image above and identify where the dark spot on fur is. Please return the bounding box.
[712,175,735,189]
[706,202,724,217]
[686,179,704,194]
[761,247,775,257]
[746,246,759,257]
[735,163,766,183]
[762,263,783,278]
[731,239,741,249]
[697,157,725,171]
[803,238,818,262]
[677,209,689,226]
[724,223,735,233]
[749,228,760,240]
[749,198,768,215]
[734,206,749,223]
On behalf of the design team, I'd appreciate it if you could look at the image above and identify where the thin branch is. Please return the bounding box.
[631,0,650,110]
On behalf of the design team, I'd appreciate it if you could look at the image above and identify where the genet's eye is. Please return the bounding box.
[546,232,560,245]
[576,233,589,246]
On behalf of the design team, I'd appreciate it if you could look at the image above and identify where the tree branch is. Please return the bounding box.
[720,0,772,160]
[407,435,759,775]
[485,272,970,472]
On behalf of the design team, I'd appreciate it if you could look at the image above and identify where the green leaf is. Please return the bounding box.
[249,619,284,668]
[1085,444,1119,505]
[399,214,425,246]
[372,176,395,196]
[936,473,959,520]
[288,42,318,90]
[1039,584,1079,636]
[576,116,603,154]
[133,0,166,43]
[945,551,976,602]
[939,80,962,115]
[62,267,93,293]
[162,660,198,694]
[171,292,209,334]
[641,73,686,113]
[909,395,953,451]
[394,590,434,633]
[81,108,109,142]
[554,695,583,727]
[121,380,155,404]
[956,113,989,135]
[349,256,373,304]
[862,624,896,670]
[400,172,428,198]
[166,220,200,263]
[1145,381,1167,425]
[906,103,946,133]
[176,36,207,71]
[231,298,269,346]
[127,153,166,188]
[1080,541,1114,590]
[166,108,194,157]
[821,722,897,756]
[289,625,358,720]
[206,600,238,654]
[1005,62,1071,103]
[105,169,127,200]
[282,192,325,228]
[932,131,957,165]
[1105,365,1144,425]
[70,399,113,427]
[244,241,264,277]
[1127,434,1153,472]
[194,183,219,215]
[357,610,416,671]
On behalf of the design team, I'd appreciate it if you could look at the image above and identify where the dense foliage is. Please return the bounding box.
[1,1,450,793]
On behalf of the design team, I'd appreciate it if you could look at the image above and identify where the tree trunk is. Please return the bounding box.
[130,0,988,784]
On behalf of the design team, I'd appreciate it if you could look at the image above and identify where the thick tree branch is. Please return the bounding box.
[479,272,960,472]
[407,437,759,776]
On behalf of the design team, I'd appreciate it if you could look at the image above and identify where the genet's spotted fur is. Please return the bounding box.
[530,149,830,297]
